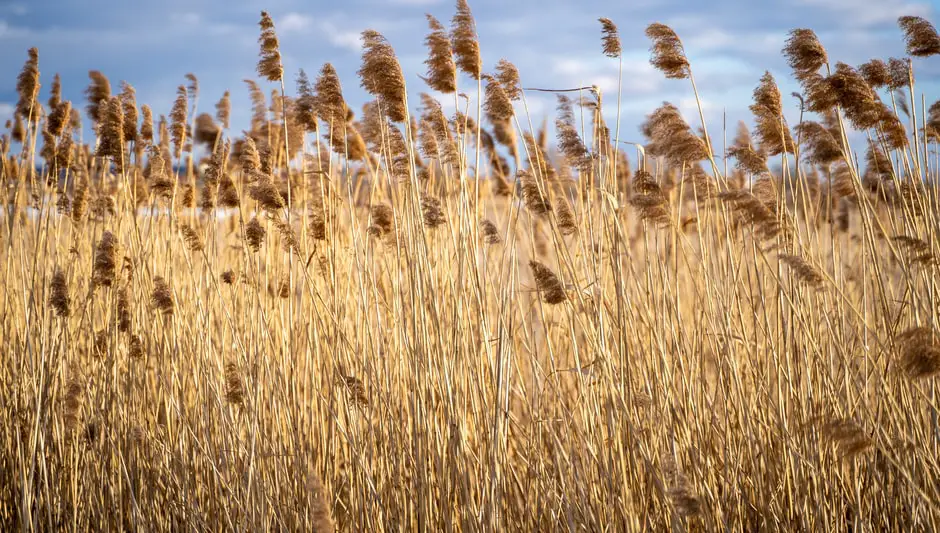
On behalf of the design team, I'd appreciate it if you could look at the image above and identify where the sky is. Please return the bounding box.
[1,0,939,161]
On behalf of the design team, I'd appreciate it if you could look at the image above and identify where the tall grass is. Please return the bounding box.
[1,4,940,531]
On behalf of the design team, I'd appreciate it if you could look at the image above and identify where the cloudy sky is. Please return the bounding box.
[1,0,938,156]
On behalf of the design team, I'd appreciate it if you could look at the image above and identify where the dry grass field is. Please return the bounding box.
[1,3,940,530]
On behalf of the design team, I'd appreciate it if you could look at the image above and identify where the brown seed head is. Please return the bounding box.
[97,97,125,169]
[93,231,118,288]
[47,100,72,138]
[783,29,829,80]
[895,327,940,379]
[150,276,174,316]
[48,73,61,109]
[421,194,446,228]
[529,260,566,304]
[245,217,266,252]
[451,0,481,80]
[16,48,40,120]
[194,113,221,148]
[779,253,825,289]
[598,17,622,58]
[257,11,284,81]
[119,82,138,143]
[483,75,514,124]
[422,15,457,93]
[899,16,940,57]
[169,85,188,158]
[646,23,689,79]
[295,70,318,132]
[224,362,246,405]
[519,169,552,216]
[495,59,521,101]
[215,90,231,130]
[140,105,153,143]
[49,268,70,318]
[358,30,408,123]
[85,71,112,127]
[315,63,348,125]
[480,219,501,244]
[367,204,395,237]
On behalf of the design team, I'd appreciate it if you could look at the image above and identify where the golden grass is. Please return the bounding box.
[1,5,940,531]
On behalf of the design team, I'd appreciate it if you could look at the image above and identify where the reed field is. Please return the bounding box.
[3,2,940,530]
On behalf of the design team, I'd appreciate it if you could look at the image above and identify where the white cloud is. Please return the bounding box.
[280,13,313,33]
[319,20,362,52]
[551,54,661,95]
[794,0,931,27]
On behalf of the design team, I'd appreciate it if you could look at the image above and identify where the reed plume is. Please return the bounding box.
[257,11,284,82]
[899,16,940,57]
[151,276,174,316]
[556,95,592,174]
[179,223,204,252]
[93,231,118,288]
[529,260,566,304]
[421,194,446,228]
[15,48,40,121]
[483,75,514,124]
[420,94,458,164]
[224,362,246,405]
[216,91,231,130]
[48,72,61,109]
[359,30,408,123]
[646,23,689,79]
[97,97,125,170]
[49,268,70,318]
[598,17,622,58]
[829,63,881,130]
[641,102,708,164]
[116,287,131,332]
[783,29,828,81]
[750,72,794,155]
[629,170,671,226]
[62,377,84,436]
[451,0,481,79]
[85,70,112,127]
[422,15,457,93]
[295,70,319,132]
[250,173,285,211]
[893,235,937,267]
[779,253,825,289]
[719,189,785,242]
[128,335,144,360]
[245,217,265,252]
[194,113,221,148]
[120,82,138,143]
[519,169,552,216]
[140,105,153,143]
[47,100,72,138]
[315,63,348,125]
[727,121,767,174]
[896,327,940,379]
[795,120,842,165]
[555,196,578,236]
[480,219,501,244]
[169,85,188,158]
[367,204,395,238]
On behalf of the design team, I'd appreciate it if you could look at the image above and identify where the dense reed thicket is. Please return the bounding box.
[1,4,940,530]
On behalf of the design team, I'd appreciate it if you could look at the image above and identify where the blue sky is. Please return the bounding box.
[1,0,939,158]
